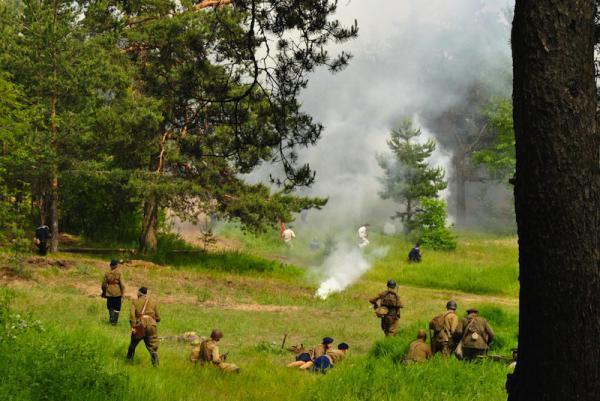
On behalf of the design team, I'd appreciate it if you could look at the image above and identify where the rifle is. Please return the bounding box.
[477,354,513,363]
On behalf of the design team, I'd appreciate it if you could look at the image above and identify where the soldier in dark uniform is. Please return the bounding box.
[369,280,404,336]
[408,243,421,262]
[34,224,51,255]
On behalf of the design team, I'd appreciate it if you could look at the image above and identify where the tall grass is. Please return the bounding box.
[367,234,519,296]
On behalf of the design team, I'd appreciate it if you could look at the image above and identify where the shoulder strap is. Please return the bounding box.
[461,317,478,341]
[140,297,150,315]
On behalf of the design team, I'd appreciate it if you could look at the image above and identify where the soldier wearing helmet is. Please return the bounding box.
[429,300,460,356]
[196,329,240,373]
[369,280,404,336]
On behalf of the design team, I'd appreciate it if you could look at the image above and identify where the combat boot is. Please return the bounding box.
[151,352,159,367]
[108,309,114,324]
[112,310,120,325]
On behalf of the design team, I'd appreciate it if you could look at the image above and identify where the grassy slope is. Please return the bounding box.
[1,232,518,401]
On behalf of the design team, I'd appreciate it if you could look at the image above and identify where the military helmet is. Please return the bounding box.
[338,342,349,350]
[211,329,223,340]
[466,308,478,314]
[322,337,334,345]
[387,279,397,289]
[110,259,119,267]
[446,300,458,310]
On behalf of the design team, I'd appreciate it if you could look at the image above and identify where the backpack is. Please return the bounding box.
[381,291,399,308]
[429,313,446,332]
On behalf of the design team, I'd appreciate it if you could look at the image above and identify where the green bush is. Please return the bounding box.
[411,198,457,251]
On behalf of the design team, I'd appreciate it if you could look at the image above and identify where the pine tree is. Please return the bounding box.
[377,118,447,231]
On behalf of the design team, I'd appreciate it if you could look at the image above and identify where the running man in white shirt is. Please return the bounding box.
[282,226,296,248]
[358,224,370,248]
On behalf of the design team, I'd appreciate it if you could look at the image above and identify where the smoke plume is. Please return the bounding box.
[315,244,389,299]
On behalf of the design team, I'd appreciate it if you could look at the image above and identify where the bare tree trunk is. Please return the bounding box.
[139,196,158,252]
[139,197,158,252]
[509,1,599,400]
[49,0,59,253]
[50,95,59,252]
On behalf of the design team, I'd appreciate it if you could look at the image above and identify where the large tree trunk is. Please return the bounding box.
[509,2,599,401]
[139,196,158,252]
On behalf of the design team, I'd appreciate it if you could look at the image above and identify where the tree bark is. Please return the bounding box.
[509,2,599,401]
[139,196,158,252]
[50,95,59,252]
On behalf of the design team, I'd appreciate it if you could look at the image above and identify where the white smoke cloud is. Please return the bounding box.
[315,244,389,299]
[247,0,514,231]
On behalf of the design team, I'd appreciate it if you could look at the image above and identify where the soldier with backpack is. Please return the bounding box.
[369,279,404,336]
[455,308,495,361]
[429,300,460,356]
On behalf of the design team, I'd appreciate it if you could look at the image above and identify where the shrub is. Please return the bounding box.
[410,198,457,251]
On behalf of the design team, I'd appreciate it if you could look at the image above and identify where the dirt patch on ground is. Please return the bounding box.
[199,301,301,313]
[178,231,242,253]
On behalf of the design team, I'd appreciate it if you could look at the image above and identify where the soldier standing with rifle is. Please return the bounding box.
[101,259,125,325]
[369,280,404,336]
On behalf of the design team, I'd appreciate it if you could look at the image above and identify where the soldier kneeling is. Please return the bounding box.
[195,329,240,373]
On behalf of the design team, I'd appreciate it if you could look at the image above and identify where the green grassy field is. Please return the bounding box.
[0,232,518,401]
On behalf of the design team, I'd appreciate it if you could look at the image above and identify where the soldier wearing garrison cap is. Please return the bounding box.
[101,259,125,325]
[369,280,404,336]
[455,308,495,361]
[127,287,161,366]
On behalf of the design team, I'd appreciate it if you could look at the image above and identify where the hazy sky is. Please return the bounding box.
[252,0,514,229]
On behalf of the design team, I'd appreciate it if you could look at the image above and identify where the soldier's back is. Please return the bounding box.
[406,340,431,362]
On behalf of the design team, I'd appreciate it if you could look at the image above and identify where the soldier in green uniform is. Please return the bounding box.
[101,260,125,325]
[196,329,240,373]
[405,329,432,363]
[429,300,460,356]
[369,279,404,336]
[455,308,495,361]
[127,287,161,366]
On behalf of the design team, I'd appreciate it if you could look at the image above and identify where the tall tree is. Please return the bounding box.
[377,118,446,231]
[425,86,494,225]
[509,1,599,401]
[2,0,133,251]
[86,0,357,251]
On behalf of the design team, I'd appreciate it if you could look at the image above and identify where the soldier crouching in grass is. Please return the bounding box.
[127,287,160,366]
[196,329,240,373]
[405,330,432,363]
[101,259,125,325]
